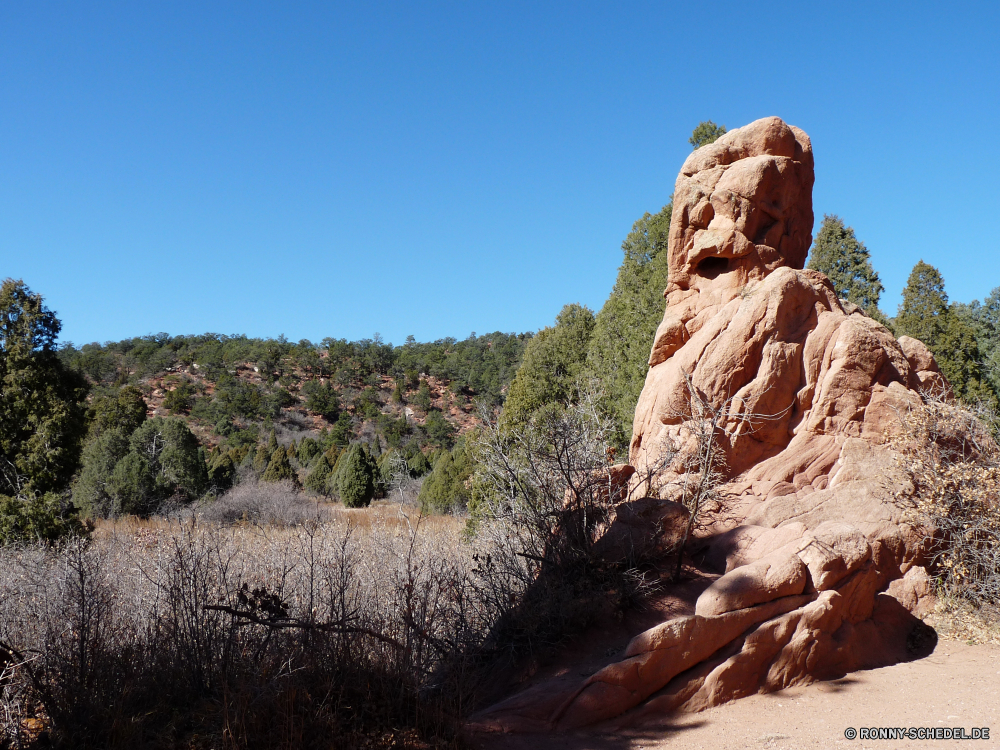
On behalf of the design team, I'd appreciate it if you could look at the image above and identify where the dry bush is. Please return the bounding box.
[195,477,332,526]
[0,511,499,749]
[470,386,657,655]
[888,396,1000,606]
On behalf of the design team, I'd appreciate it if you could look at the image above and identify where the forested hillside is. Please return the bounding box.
[4,119,1000,541]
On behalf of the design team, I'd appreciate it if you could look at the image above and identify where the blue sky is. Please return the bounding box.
[2,2,998,346]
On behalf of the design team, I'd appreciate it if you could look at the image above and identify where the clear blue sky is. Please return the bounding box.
[2,2,998,347]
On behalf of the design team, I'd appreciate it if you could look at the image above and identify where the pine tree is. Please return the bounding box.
[895,261,994,405]
[500,304,596,431]
[586,204,672,445]
[689,121,727,150]
[896,261,949,350]
[807,215,885,314]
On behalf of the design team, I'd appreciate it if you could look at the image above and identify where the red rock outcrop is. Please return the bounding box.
[471,117,940,735]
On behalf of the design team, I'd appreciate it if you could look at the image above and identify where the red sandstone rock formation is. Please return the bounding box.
[471,117,940,735]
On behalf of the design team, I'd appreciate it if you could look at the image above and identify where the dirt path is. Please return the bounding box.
[473,641,1000,749]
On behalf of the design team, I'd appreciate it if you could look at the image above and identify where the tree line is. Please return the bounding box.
[3,119,998,541]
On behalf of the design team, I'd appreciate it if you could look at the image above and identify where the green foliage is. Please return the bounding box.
[423,409,457,448]
[0,279,89,496]
[333,443,377,508]
[74,417,207,516]
[163,381,196,414]
[330,412,354,447]
[807,215,885,314]
[896,260,949,349]
[303,450,337,496]
[413,379,433,412]
[0,491,87,544]
[501,304,596,431]
[89,385,148,436]
[896,262,995,405]
[207,451,236,489]
[296,436,320,465]
[689,120,727,149]
[968,288,1000,398]
[392,332,529,407]
[301,380,339,419]
[937,305,995,405]
[262,446,298,485]
[406,450,431,477]
[417,440,473,513]
[253,443,272,473]
[586,204,671,445]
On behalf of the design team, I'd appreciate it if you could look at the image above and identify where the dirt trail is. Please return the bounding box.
[473,641,1000,749]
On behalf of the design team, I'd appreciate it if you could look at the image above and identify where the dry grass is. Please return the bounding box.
[924,596,1000,646]
[0,506,499,749]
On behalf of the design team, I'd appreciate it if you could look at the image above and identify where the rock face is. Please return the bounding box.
[471,117,942,735]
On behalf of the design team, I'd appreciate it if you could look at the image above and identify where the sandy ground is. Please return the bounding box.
[472,640,1000,750]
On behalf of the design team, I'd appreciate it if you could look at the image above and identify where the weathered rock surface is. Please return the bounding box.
[471,117,942,735]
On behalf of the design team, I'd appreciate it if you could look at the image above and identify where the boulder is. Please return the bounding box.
[695,549,808,616]
[471,117,945,736]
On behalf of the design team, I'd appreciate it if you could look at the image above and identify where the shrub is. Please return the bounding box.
[73,417,207,517]
[889,397,1000,605]
[197,478,326,526]
[0,492,87,544]
[417,440,472,513]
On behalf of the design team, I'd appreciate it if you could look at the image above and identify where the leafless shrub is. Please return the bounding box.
[469,382,657,652]
[0,511,488,748]
[196,477,331,526]
[888,395,1000,606]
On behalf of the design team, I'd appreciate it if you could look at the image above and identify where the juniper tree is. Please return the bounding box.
[262,445,298,485]
[500,304,596,432]
[0,279,89,496]
[896,261,949,351]
[807,215,885,315]
[586,204,672,445]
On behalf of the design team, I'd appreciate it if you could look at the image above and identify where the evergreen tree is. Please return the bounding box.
[896,261,949,351]
[207,451,236,489]
[253,443,272,473]
[970,287,1000,397]
[417,440,473,513]
[89,385,148,437]
[0,279,89,496]
[807,215,885,315]
[296,436,320,465]
[586,204,672,444]
[896,262,994,405]
[262,445,298,485]
[334,443,377,508]
[413,379,433,412]
[0,491,87,544]
[304,451,336,496]
[74,417,207,516]
[689,120,727,150]
[501,304,596,431]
